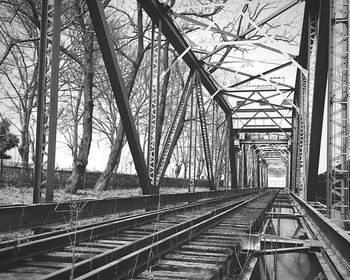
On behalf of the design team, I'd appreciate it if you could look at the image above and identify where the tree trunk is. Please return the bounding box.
[94,123,125,191]
[18,133,29,168]
[66,8,94,194]
[174,163,181,178]
[196,158,205,179]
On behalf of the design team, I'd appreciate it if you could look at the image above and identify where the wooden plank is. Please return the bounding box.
[173,250,228,258]
[8,266,56,274]
[95,239,129,245]
[113,235,144,240]
[117,230,149,236]
[189,241,238,248]
[158,260,220,278]
[164,253,226,264]
[20,261,70,268]
[181,244,231,254]
[206,228,247,236]
[64,246,105,254]
[78,242,117,249]
[42,251,92,262]
[147,270,213,280]
[0,272,44,280]
[196,236,238,242]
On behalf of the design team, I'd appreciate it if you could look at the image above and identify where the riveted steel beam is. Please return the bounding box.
[86,1,151,194]
[137,0,231,114]
[307,0,329,201]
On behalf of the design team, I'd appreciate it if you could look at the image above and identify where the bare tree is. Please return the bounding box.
[0,1,40,169]
[93,3,149,191]
[63,0,95,194]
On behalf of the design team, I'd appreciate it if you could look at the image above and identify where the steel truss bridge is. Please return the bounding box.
[26,0,350,277]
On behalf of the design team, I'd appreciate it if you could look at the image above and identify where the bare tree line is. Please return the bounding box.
[0,0,300,194]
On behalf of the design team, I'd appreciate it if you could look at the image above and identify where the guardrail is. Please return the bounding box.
[291,192,350,275]
[0,188,260,232]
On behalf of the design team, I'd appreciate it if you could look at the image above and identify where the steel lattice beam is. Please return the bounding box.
[307,0,329,201]
[291,0,313,194]
[137,0,231,114]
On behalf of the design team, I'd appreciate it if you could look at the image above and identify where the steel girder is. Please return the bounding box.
[137,0,231,115]
[228,124,238,189]
[241,139,289,145]
[138,0,240,189]
[33,1,61,203]
[306,0,329,202]
[86,1,151,194]
[291,0,321,196]
[327,0,350,219]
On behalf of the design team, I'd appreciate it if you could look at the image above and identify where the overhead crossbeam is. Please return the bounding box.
[147,21,162,188]
[234,108,292,113]
[241,139,289,145]
[240,128,292,133]
[201,0,300,61]
[137,0,231,114]
[228,62,293,89]
[204,62,294,90]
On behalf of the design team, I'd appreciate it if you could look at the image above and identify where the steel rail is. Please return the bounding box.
[0,189,256,250]
[291,192,350,279]
[45,191,272,280]
[0,190,260,269]
[0,188,258,232]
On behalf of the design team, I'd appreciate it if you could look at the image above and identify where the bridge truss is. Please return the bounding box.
[32,0,349,222]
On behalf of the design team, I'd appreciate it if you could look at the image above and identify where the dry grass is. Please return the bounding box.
[0,185,209,242]
[0,186,210,205]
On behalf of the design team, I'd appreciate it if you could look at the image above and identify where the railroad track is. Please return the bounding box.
[133,190,277,280]
[0,189,271,280]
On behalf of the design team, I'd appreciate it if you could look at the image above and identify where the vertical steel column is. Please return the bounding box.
[327,0,349,219]
[195,74,214,189]
[33,0,49,203]
[214,102,218,187]
[243,144,248,188]
[292,0,311,195]
[193,93,198,192]
[46,0,61,203]
[291,109,298,193]
[307,0,329,202]
[188,74,196,192]
[147,21,162,189]
[239,143,244,188]
[212,102,216,185]
[228,119,238,189]
[224,122,230,189]
[287,146,291,189]
[257,154,260,187]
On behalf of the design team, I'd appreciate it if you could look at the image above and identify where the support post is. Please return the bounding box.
[46,0,61,202]
[33,0,49,204]
[147,20,161,189]
[227,118,238,189]
[307,0,330,201]
[327,0,349,218]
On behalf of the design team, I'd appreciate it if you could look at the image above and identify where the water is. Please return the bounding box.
[251,197,325,279]
[255,253,324,280]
